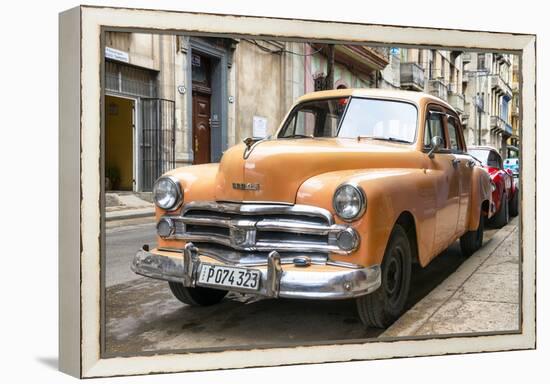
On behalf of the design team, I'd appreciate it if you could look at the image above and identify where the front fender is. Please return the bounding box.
[296,168,437,267]
[157,163,219,248]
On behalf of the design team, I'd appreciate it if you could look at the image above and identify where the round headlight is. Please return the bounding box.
[333,184,366,221]
[153,176,182,210]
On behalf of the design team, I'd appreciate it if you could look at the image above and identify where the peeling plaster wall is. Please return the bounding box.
[234,40,285,140]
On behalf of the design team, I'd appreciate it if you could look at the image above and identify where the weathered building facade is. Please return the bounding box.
[397,48,465,113]
[102,31,516,192]
[508,58,520,158]
[461,52,514,156]
[103,34,393,192]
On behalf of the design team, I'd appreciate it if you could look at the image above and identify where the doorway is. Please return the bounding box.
[192,93,211,164]
[105,95,134,191]
[191,52,212,164]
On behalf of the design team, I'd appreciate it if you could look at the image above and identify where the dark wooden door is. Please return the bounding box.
[192,93,211,164]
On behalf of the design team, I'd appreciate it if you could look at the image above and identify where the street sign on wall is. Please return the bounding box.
[105,47,130,63]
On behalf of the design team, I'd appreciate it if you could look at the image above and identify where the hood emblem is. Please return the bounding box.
[232,182,260,191]
[243,137,266,159]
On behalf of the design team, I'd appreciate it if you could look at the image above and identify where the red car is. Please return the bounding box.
[469,146,519,227]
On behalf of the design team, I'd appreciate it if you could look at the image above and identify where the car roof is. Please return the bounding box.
[468,145,499,153]
[296,88,454,110]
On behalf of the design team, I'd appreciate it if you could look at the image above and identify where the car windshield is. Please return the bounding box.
[278,97,417,143]
[470,149,502,168]
[469,149,489,165]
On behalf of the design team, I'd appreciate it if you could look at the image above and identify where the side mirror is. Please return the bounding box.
[428,136,444,159]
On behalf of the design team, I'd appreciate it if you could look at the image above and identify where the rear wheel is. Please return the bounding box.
[491,192,509,228]
[356,224,412,328]
[460,209,484,257]
[168,282,227,306]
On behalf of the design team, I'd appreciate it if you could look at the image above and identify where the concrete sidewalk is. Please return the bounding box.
[106,192,154,221]
[382,217,519,337]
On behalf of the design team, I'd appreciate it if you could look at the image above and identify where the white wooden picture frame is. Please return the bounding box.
[59,5,536,378]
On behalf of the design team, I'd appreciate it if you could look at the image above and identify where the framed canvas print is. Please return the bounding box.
[58,5,536,378]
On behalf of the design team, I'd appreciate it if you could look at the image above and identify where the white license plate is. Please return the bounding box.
[198,264,261,291]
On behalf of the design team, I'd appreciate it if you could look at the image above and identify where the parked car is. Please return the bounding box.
[132,89,492,328]
[504,157,520,177]
[468,146,519,227]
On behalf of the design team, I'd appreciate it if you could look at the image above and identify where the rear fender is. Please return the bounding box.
[467,166,492,230]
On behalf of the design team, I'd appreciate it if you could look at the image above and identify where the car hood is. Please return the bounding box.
[214,138,419,204]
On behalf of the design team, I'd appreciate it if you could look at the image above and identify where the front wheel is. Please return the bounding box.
[168,282,227,306]
[356,224,412,328]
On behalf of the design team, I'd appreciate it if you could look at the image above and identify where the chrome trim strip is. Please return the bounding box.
[181,201,334,225]
[217,200,294,206]
[171,233,349,254]
[156,246,361,268]
[196,245,329,266]
[255,219,344,235]
[179,216,231,227]
[163,201,360,254]
[132,245,381,300]
[175,215,344,235]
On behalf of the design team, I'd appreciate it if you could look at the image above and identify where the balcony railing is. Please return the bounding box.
[490,115,503,130]
[428,78,448,101]
[400,62,425,91]
[490,115,512,136]
[448,93,465,114]
[490,75,513,98]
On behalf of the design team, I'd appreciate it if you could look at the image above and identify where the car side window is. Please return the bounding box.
[487,151,502,168]
[447,116,462,152]
[424,111,446,149]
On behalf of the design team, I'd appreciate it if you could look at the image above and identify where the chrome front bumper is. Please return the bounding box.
[131,243,381,300]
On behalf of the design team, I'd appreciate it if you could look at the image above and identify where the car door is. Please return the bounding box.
[424,106,461,256]
[446,112,473,235]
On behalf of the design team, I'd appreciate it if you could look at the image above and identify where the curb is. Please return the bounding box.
[106,207,155,221]
[380,218,518,338]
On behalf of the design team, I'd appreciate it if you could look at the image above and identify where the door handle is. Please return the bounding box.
[194,137,199,152]
[451,158,461,168]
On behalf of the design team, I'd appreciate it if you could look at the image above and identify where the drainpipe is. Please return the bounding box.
[325,44,335,90]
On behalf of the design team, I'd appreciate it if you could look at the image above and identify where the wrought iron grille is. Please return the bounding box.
[105,60,158,98]
[140,99,176,191]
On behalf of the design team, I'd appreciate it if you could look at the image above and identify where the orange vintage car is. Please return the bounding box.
[132,89,492,328]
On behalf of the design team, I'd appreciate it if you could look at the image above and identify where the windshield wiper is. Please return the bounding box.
[368,136,411,144]
[282,134,314,139]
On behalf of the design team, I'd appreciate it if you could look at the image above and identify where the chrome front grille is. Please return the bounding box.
[162,201,355,254]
